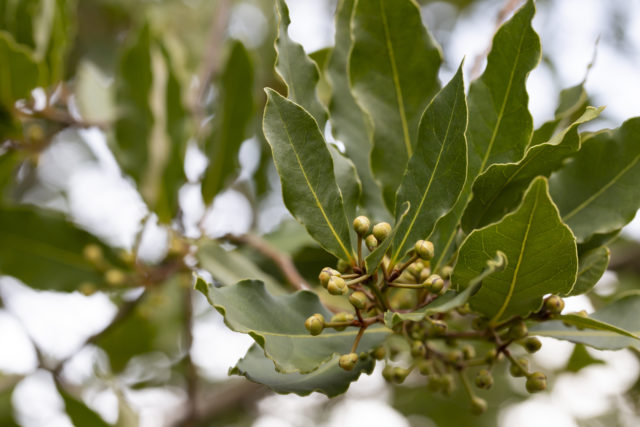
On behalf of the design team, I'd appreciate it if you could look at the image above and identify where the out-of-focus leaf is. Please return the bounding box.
[75,60,115,123]
[0,205,125,291]
[391,64,467,264]
[349,0,441,208]
[0,31,41,110]
[36,0,75,85]
[274,0,326,128]
[196,278,390,374]
[231,343,375,397]
[0,0,37,47]
[453,178,577,324]
[328,144,361,231]
[0,379,18,427]
[568,246,610,296]
[565,344,605,373]
[550,118,640,242]
[263,89,354,262]
[262,220,317,255]
[201,40,254,205]
[0,151,21,202]
[327,0,388,221]
[58,384,110,427]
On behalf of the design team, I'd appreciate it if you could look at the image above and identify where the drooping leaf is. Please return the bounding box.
[263,89,354,262]
[550,117,640,242]
[201,40,254,205]
[327,0,388,221]
[0,31,41,110]
[0,205,125,291]
[231,343,375,397]
[461,106,602,231]
[274,0,327,128]
[390,63,467,265]
[531,293,640,350]
[365,202,410,274]
[429,0,540,270]
[196,278,390,374]
[58,384,110,427]
[349,0,442,208]
[452,177,577,324]
[328,144,361,226]
[568,246,610,296]
[565,344,605,373]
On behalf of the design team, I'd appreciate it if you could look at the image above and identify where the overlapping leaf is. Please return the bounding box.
[452,178,577,323]
[196,279,390,374]
[263,89,353,262]
[328,144,361,226]
[349,0,441,208]
[568,246,610,296]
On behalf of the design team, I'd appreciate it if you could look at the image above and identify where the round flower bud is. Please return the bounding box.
[304,314,325,335]
[330,312,354,331]
[327,276,348,295]
[522,337,542,353]
[372,346,386,360]
[407,261,424,278]
[544,295,565,315]
[336,259,351,273]
[382,365,394,382]
[507,320,528,340]
[446,349,464,365]
[339,353,359,371]
[365,234,379,251]
[391,366,410,384]
[462,345,476,360]
[484,348,499,364]
[427,374,442,391]
[372,222,392,242]
[319,267,338,288]
[353,216,371,236]
[411,340,426,358]
[83,244,103,265]
[425,274,444,294]
[349,291,368,309]
[417,359,433,376]
[105,269,126,286]
[440,265,453,280]
[475,369,494,389]
[526,371,547,393]
[419,268,432,283]
[429,320,448,336]
[509,357,529,377]
[79,282,97,296]
[415,240,435,261]
[470,397,488,415]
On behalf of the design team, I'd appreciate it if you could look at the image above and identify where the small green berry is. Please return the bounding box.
[327,276,348,295]
[304,314,325,336]
[415,240,435,260]
[353,216,371,236]
[339,353,359,371]
[522,337,542,353]
[372,222,392,242]
[365,234,378,251]
[507,320,528,340]
[372,346,386,360]
[382,365,394,382]
[349,291,368,309]
[391,366,410,384]
[425,274,444,294]
[440,265,453,279]
[410,340,426,358]
[526,371,547,393]
[544,295,565,314]
[509,357,529,377]
[470,397,488,415]
[462,345,476,360]
[475,369,493,389]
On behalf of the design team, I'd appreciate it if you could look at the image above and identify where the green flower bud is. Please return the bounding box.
[339,353,359,371]
[304,314,325,336]
[79,282,97,296]
[372,346,386,360]
[522,337,542,353]
[415,240,435,261]
[457,303,472,315]
[526,371,547,393]
[441,374,455,396]
[462,345,476,360]
[544,295,565,315]
[429,320,447,336]
[83,244,103,265]
[319,267,338,288]
[337,259,351,273]
[509,357,529,377]
[382,365,394,382]
[427,374,442,391]
[417,359,433,376]
[419,268,432,283]
[105,269,126,286]
[425,274,444,294]
[440,265,453,280]
[484,348,499,364]
[349,291,368,309]
[330,312,354,331]
[391,366,410,384]
[372,222,392,242]
[475,369,493,389]
[470,397,488,415]
[446,349,464,365]
[365,234,379,251]
[411,340,426,358]
[407,261,424,278]
[327,276,348,295]
[507,320,528,340]
[353,216,371,236]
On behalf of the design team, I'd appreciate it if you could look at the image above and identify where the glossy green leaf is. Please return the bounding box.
[550,117,640,242]
[231,343,375,397]
[429,0,540,270]
[196,278,390,374]
[0,205,125,291]
[329,145,361,226]
[349,0,441,208]
[327,0,387,221]
[531,294,640,350]
[568,246,610,296]
[58,385,110,427]
[462,107,602,231]
[202,40,254,205]
[390,64,467,265]
[0,31,41,110]
[452,178,577,324]
[274,0,327,129]
[365,202,410,274]
[565,344,604,373]
[263,89,353,262]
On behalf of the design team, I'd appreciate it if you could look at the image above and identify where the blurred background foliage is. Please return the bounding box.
[1,0,640,426]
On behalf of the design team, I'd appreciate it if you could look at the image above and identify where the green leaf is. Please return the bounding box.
[461,106,602,231]
[0,151,20,202]
[196,278,390,374]
[565,344,605,373]
[274,0,327,129]
[327,0,388,221]
[263,89,353,262]
[58,385,110,427]
[196,241,285,295]
[452,177,577,323]
[231,344,375,397]
[365,202,410,274]
[390,63,467,265]
[0,205,125,291]
[37,0,75,85]
[555,313,639,340]
[550,117,640,242]
[0,0,37,48]
[429,0,540,270]
[328,145,361,226]
[568,246,610,296]
[0,31,41,110]
[202,40,254,205]
[349,0,441,208]
[0,381,18,427]
[75,60,115,124]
